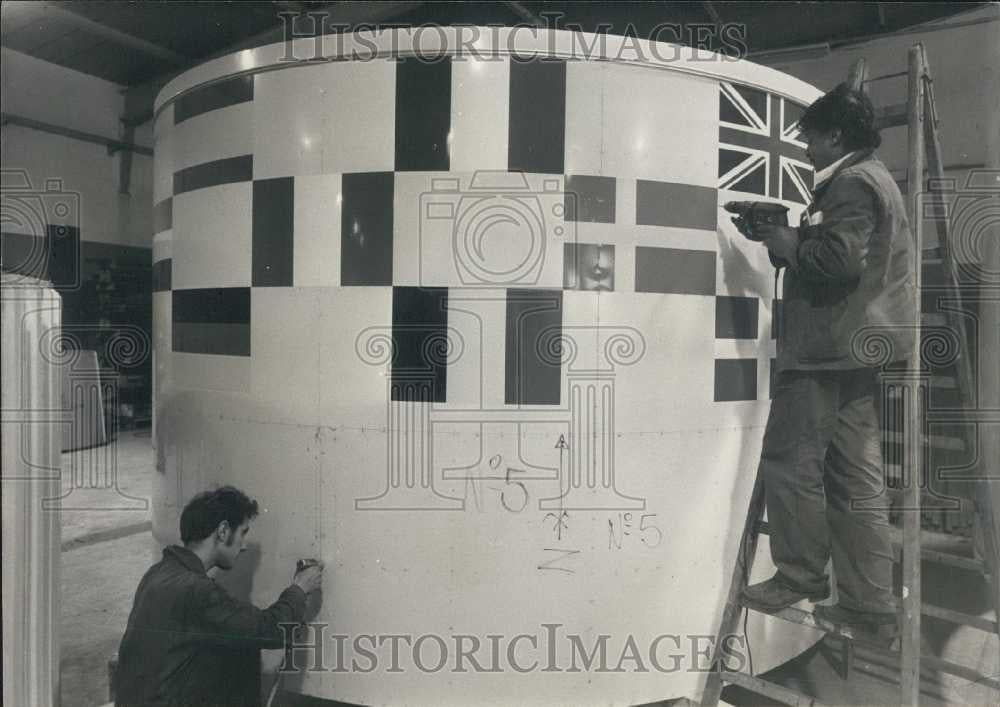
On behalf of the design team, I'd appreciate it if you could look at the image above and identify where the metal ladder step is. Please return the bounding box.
[757,521,986,573]
[842,641,995,703]
[764,605,876,643]
[749,606,1000,687]
[920,602,997,633]
[887,526,985,572]
[874,102,908,129]
[884,375,958,393]
[719,670,829,706]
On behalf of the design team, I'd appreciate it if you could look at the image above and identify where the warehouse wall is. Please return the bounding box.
[760,4,1000,251]
[763,0,998,598]
[1,47,154,249]
[1,47,156,425]
[759,12,999,697]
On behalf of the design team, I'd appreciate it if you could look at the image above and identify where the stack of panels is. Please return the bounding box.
[1,274,61,707]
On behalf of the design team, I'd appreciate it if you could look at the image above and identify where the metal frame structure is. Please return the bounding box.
[701,43,1000,707]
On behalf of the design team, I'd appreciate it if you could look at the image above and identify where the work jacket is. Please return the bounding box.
[776,149,918,372]
[115,545,306,707]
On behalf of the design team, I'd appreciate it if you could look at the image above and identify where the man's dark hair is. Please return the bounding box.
[180,486,260,545]
[797,82,882,151]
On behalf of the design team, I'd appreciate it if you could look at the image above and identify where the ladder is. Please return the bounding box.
[701,44,1000,707]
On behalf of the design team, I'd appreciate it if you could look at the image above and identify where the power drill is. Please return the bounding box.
[296,558,320,573]
[723,201,791,269]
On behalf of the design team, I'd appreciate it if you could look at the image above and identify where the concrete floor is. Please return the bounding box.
[59,432,998,707]
[60,429,154,707]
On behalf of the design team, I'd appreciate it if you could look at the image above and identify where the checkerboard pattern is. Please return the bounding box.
[153,56,813,405]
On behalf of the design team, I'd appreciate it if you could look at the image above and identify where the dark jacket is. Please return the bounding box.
[777,150,918,372]
[115,546,306,707]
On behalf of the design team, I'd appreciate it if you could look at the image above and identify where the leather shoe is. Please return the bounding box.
[814,603,898,629]
[742,575,829,613]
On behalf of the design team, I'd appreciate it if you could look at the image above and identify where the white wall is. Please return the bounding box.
[759,5,1000,248]
[1,47,154,248]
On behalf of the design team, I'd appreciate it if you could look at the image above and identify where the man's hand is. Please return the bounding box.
[293,561,324,594]
[756,224,800,266]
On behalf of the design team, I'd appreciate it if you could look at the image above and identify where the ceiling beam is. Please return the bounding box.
[42,1,187,65]
[702,2,722,25]
[121,1,423,126]
[749,42,831,65]
[201,1,424,59]
[503,2,545,27]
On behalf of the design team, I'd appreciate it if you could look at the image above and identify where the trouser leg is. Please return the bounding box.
[825,368,896,613]
[760,371,839,594]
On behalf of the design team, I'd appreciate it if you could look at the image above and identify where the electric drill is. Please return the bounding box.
[723,201,792,269]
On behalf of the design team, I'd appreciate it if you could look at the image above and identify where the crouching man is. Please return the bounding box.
[115,486,324,706]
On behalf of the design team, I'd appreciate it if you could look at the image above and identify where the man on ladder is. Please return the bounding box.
[743,83,918,634]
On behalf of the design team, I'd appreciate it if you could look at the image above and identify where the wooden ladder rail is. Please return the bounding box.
[700,43,1000,707]
[900,43,926,705]
[863,40,1000,634]
[845,42,999,697]
[916,48,1000,639]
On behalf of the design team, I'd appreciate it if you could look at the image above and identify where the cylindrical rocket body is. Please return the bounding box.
[152,28,822,705]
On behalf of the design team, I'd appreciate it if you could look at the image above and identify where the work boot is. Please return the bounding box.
[814,603,898,639]
[813,604,899,648]
[742,574,829,613]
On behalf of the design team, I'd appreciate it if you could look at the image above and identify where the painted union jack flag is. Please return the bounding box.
[718,82,814,204]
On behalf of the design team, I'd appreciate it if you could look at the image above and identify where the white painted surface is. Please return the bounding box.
[253,64,327,180]
[293,173,342,287]
[154,29,824,705]
[566,62,719,184]
[394,171,567,290]
[152,230,173,263]
[254,60,396,179]
[172,102,253,173]
[171,183,252,289]
[450,57,511,172]
[153,105,176,206]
